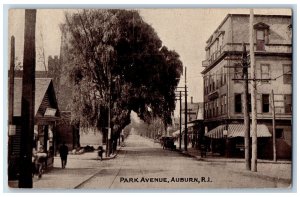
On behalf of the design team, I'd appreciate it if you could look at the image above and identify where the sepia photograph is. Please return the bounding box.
[6,7,293,190]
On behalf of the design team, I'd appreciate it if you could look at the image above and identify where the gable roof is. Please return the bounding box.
[12,78,57,117]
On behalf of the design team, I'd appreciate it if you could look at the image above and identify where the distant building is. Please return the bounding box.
[173,97,204,149]
[201,14,292,159]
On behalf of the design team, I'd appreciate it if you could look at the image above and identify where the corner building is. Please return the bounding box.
[201,14,292,159]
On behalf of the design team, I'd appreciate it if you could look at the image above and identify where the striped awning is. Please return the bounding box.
[205,124,271,139]
[205,125,226,139]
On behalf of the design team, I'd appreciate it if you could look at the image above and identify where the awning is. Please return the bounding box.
[172,127,194,137]
[172,130,180,137]
[205,124,271,139]
[205,125,226,139]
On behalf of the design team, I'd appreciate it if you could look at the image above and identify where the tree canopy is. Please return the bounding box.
[61,9,183,136]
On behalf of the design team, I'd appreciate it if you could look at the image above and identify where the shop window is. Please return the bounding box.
[284,94,292,113]
[283,64,292,84]
[262,94,270,113]
[235,94,242,113]
[275,128,284,139]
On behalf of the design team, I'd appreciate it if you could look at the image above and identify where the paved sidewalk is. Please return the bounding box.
[179,147,292,184]
[7,146,123,190]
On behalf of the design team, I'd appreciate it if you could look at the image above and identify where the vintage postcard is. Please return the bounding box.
[6,8,293,190]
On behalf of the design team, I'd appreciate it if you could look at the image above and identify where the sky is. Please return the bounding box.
[8,8,291,118]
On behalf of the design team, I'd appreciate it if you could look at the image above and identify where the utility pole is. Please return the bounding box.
[9,36,15,125]
[242,43,251,171]
[271,90,277,162]
[249,9,258,172]
[184,67,188,152]
[19,9,36,188]
[175,90,185,150]
[8,36,15,181]
[179,91,182,150]
[106,64,112,157]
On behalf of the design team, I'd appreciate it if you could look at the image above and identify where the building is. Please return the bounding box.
[8,77,60,180]
[173,97,204,149]
[201,14,292,159]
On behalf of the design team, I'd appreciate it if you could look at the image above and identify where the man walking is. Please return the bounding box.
[59,142,69,169]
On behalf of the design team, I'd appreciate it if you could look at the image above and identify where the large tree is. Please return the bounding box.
[61,9,183,151]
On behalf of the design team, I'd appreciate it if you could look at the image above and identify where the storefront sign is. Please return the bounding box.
[44,108,57,116]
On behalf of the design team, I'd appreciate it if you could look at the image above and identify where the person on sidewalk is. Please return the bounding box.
[59,142,69,169]
[98,146,104,161]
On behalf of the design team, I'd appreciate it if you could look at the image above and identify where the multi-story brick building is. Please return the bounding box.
[202,14,292,159]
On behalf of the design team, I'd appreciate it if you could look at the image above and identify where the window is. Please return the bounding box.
[234,64,243,83]
[275,128,284,139]
[284,94,292,113]
[224,95,227,114]
[212,101,215,117]
[235,94,242,113]
[248,94,252,112]
[262,94,270,113]
[220,68,224,86]
[204,77,208,94]
[216,100,219,116]
[283,64,292,84]
[208,103,211,118]
[254,22,269,51]
[256,30,265,51]
[261,64,270,82]
[220,97,223,115]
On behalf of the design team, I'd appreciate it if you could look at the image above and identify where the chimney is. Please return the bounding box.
[191,96,193,104]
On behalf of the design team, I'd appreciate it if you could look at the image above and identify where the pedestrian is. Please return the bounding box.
[59,141,69,169]
[98,146,104,161]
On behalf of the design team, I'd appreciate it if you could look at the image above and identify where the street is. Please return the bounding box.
[33,133,291,189]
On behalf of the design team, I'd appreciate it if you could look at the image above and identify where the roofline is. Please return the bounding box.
[206,13,292,43]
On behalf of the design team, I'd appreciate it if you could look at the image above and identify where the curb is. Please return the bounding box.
[73,145,124,188]
[179,149,291,164]
[73,169,103,189]
[179,149,291,184]
[232,170,292,184]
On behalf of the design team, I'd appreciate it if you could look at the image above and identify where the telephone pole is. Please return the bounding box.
[184,67,188,151]
[242,43,251,171]
[19,9,36,188]
[179,91,182,150]
[271,90,277,162]
[249,9,258,172]
[9,36,15,125]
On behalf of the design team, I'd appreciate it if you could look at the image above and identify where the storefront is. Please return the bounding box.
[204,124,272,158]
[8,78,60,180]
